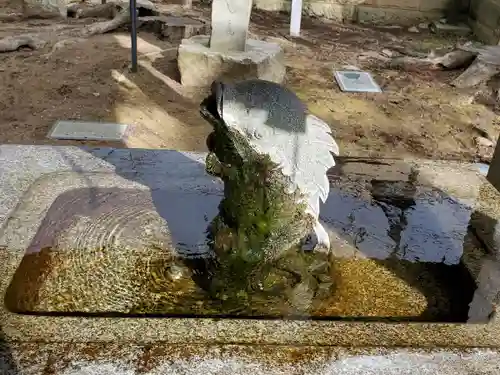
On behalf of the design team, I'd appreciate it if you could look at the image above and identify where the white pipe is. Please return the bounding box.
[290,0,303,37]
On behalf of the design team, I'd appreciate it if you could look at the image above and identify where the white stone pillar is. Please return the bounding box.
[290,0,303,37]
[210,0,253,52]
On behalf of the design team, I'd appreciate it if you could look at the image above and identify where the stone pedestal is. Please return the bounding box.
[177,35,286,88]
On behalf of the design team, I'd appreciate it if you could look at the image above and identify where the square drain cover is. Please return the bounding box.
[334,70,382,93]
[48,121,129,141]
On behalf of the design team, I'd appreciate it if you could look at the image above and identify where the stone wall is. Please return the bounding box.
[469,0,500,44]
[253,0,450,25]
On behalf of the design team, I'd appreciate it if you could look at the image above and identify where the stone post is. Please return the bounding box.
[209,0,253,51]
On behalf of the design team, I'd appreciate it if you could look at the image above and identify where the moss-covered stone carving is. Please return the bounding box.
[197,79,339,312]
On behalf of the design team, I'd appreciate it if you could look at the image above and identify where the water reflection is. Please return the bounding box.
[319,188,473,265]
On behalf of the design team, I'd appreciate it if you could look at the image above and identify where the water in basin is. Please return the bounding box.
[4,165,487,322]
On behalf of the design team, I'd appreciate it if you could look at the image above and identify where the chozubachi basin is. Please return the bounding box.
[0,145,499,347]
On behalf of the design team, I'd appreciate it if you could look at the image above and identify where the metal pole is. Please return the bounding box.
[130,0,138,72]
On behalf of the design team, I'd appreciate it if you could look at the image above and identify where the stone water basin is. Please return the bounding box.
[1,149,500,346]
[2,181,478,322]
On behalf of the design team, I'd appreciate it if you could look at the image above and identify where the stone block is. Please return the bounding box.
[375,0,420,10]
[357,6,443,25]
[253,0,451,25]
[305,2,357,22]
[254,0,289,11]
[138,16,209,44]
[177,35,286,88]
[210,0,253,51]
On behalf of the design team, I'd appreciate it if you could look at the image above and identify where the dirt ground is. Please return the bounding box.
[0,1,499,161]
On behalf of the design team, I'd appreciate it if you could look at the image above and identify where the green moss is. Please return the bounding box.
[197,110,329,309]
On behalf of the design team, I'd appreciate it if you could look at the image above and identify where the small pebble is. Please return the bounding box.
[408,26,419,33]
